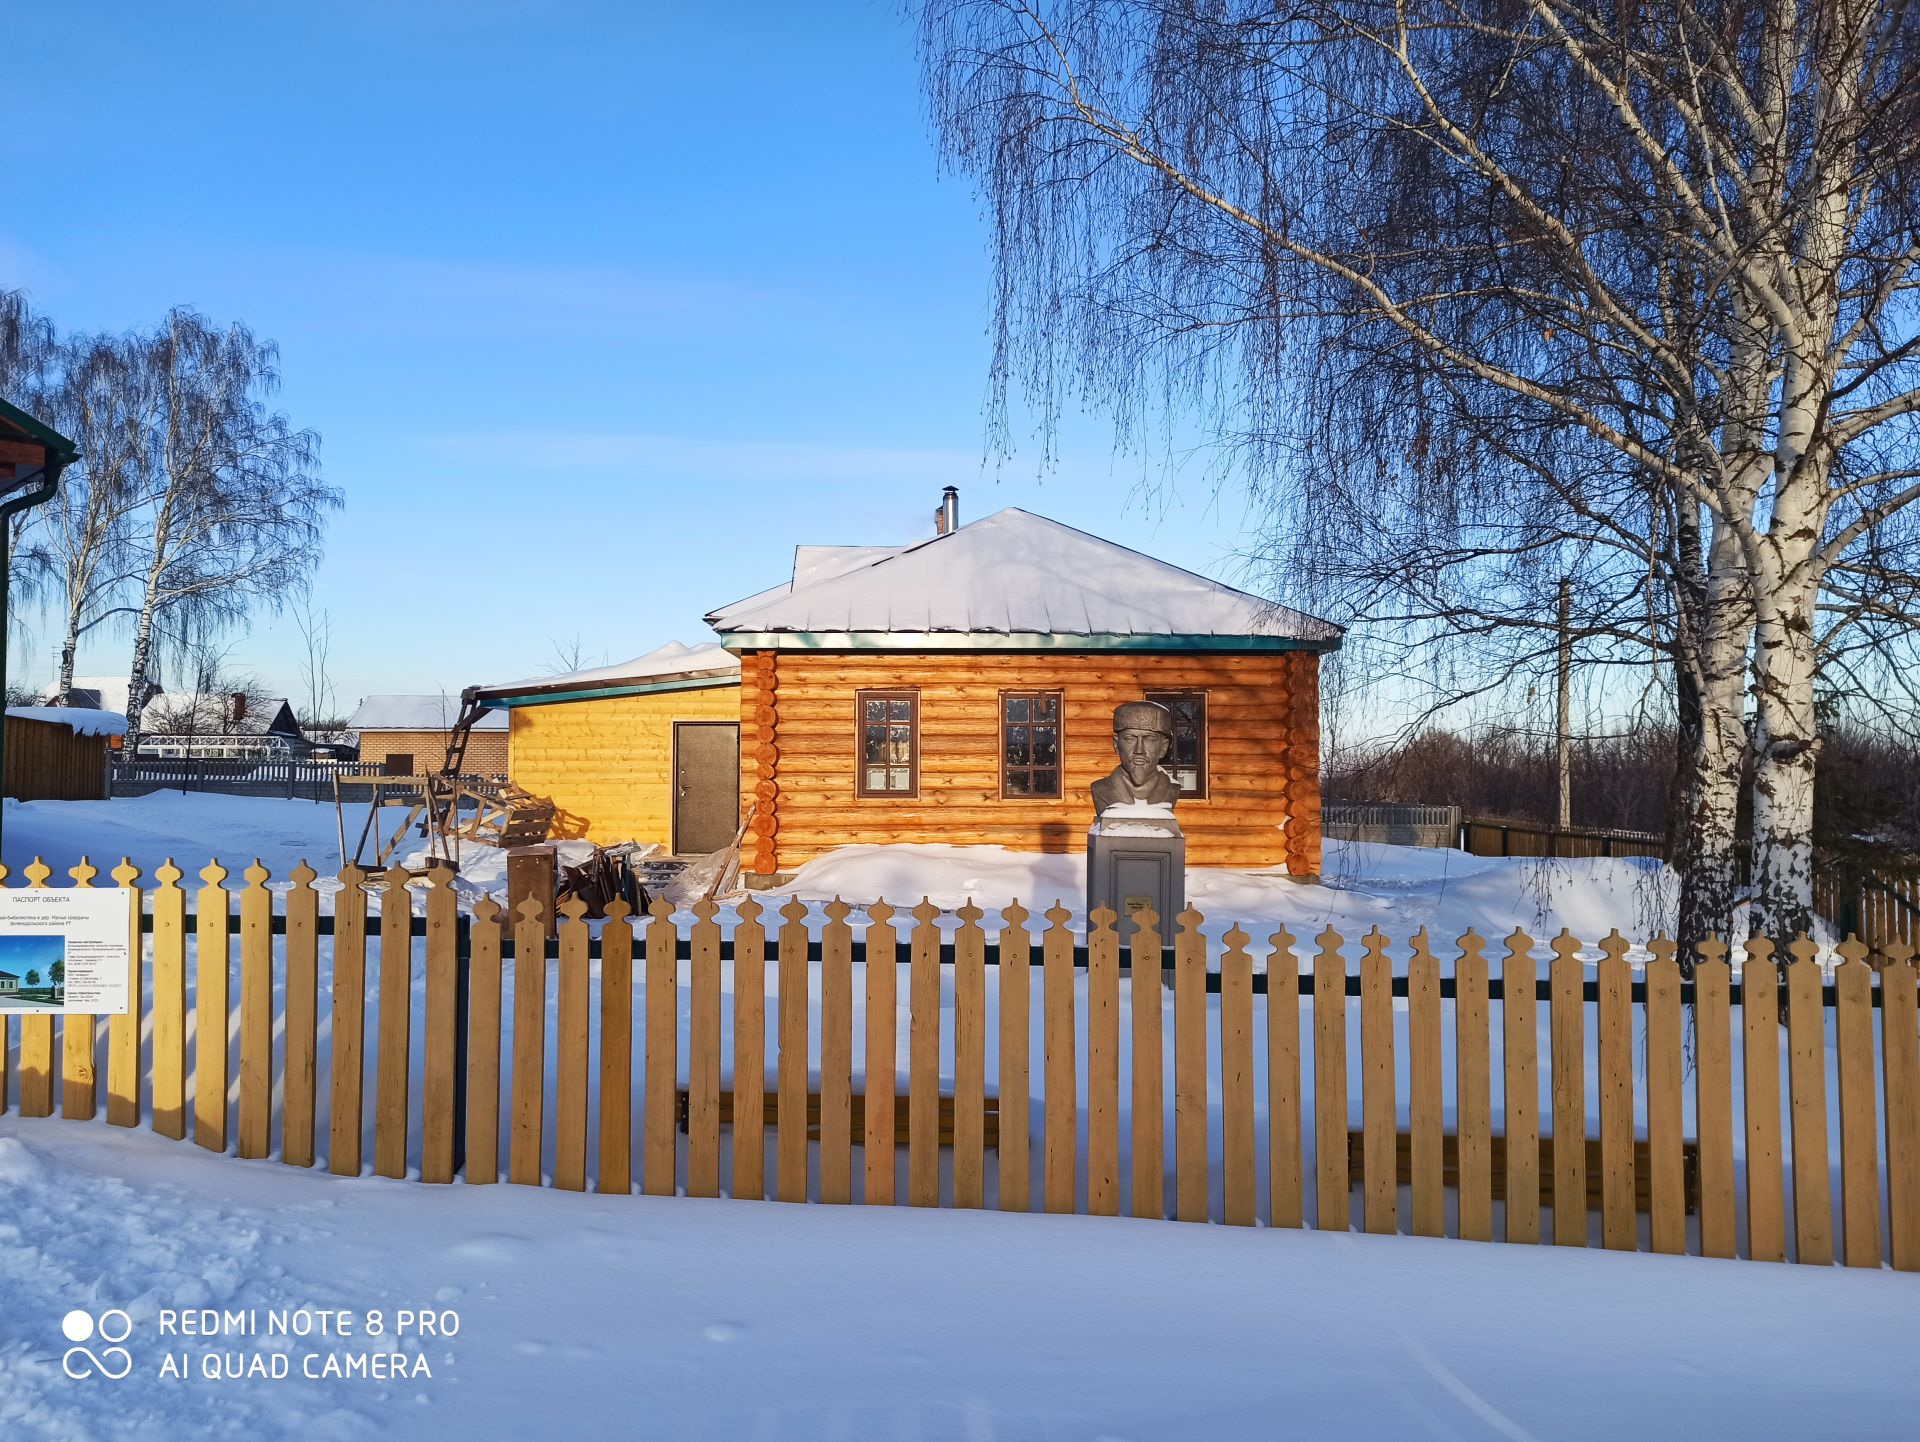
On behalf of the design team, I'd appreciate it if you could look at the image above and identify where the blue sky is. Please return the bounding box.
[0,1,1278,711]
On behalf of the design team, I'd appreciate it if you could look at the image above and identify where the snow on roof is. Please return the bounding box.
[703,508,1342,644]
[5,706,128,738]
[346,696,507,732]
[143,694,298,737]
[37,676,145,715]
[475,641,740,699]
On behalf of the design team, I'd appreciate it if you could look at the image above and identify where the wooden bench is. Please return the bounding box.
[676,1088,1001,1151]
[1346,1129,1702,1214]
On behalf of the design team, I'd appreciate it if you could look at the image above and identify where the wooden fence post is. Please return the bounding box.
[1882,946,1920,1271]
[1220,924,1255,1227]
[1502,929,1540,1244]
[194,860,231,1153]
[818,898,854,1204]
[421,865,460,1184]
[1455,931,1492,1242]
[1643,938,1685,1255]
[509,895,549,1186]
[1042,902,1077,1214]
[998,900,1033,1214]
[595,900,633,1195]
[952,900,987,1210]
[1549,931,1586,1247]
[106,859,143,1129]
[1596,932,1635,1250]
[693,895,733,1200]
[1129,906,1166,1222]
[1785,937,1833,1265]
[1174,906,1208,1223]
[373,865,412,1179]
[553,896,591,1192]
[1694,940,1737,1258]
[734,896,770,1202]
[61,858,100,1122]
[777,897,812,1204]
[466,897,504,1185]
[642,897,678,1197]
[1360,928,1396,1235]
[1313,925,1349,1230]
[329,863,370,1176]
[1832,939,1880,1268]
[1742,938,1786,1261]
[237,861,273,1160]
[1086,905,1121,1217]
[1407,929,1443,1237]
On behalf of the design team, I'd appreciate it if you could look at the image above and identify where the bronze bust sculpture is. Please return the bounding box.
[1090,699,1183,814]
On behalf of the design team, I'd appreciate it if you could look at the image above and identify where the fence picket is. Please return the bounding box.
[195,861,231,1153]
[1314,926,1349,1230]
[775,896,810,1203]
[62,859,100,1122]
[422,865,459,1185]
[690,897,727,1200]
[328,863,369,1175]
[467,898,504,1184]
[1221,925,1255,1227]
[553,897,591,1193]
[1086,905,1121,1217]
[908,899,942,1208]
[859,899,893,1206]
[953,900,987,1210]
[510,897,548,1186]
[1644,940,1685,1255]
[1502,931,1540,1244]
[1742,941,1786,1262]
[1408,930,1442,1237]
[1785,941,1833,1266]
[1455,932,1492,1242]
[1832,940,1879,1268]
[1175,906,1208,1223]
[820,898,855,1204]
[645,898,679,1198]
[238,861,273,1160]
[1597,932,1634,1251]
[107,860,144,1129]
[17,859,54,1117]
[1883,950,1920,1271]
[374,866,412,1179]
[1043,902,1076,1214]
[596,902,633,1195]
[999,901,1033,1213]
[1549,932,1586,1247]
[1360,929,1396,1235]
[1267,925,1303,1230]
[282,863,318,1167]
[734,896,769,1202]
[1694,945,1737,1258]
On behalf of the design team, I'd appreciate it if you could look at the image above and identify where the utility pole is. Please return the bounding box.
[1556,576,1572,830]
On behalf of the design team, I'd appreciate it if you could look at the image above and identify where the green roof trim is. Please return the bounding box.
[0,396,78,463]
[717,630,1339,654]
[485,675,741,709]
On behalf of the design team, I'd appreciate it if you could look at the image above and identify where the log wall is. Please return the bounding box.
[739,649,1321,875]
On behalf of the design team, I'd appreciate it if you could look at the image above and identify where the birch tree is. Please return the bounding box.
[122,309,339,746]
[918,0,1920,942]
[42,332,153,703]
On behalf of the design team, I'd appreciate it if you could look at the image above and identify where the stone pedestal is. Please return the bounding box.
[1087,810,1186,935]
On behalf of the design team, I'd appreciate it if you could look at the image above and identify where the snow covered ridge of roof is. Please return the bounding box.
[474,640,740,700]
[346,696,507,732]
[5,706,129,737]
[703,508,1342,646]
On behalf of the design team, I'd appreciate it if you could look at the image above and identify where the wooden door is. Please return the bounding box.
[673,722,740,855]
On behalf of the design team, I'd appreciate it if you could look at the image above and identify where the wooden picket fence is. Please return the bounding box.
[3,855,1919,1272]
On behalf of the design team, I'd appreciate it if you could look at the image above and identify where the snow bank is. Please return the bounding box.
[1,1119,1912,1439]
[5,705,128,738]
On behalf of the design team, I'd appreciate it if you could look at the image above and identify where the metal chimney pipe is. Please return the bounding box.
[940,486,959,535]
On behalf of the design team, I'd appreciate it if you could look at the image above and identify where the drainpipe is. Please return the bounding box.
[0,453,74,857]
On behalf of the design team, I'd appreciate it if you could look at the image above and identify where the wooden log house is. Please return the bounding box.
[706,496,1342,878]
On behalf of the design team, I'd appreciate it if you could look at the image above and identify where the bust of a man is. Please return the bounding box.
[1091,699,1183,814]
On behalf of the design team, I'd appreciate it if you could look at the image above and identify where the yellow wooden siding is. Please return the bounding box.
[742,650,1321,874]
[508,686,742,847]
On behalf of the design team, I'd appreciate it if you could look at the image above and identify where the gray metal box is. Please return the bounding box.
[1086,817,1186,933]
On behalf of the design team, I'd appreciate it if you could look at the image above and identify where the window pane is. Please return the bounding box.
[890,699,911,722]
[1032,768,1059,796]
[1035,695,1057,721]
[866,766,887,790]
[890,736,912,763]
[888,766,910,790]
[865,731,887,764]
[866,698,886,722]
[1006,696,1029,723]
[1006,770,1030,796]
[1034,730,1058,766]
[1007,725,1029,765]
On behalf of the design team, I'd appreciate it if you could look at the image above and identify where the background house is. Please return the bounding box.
[36,675,161,715]
[346,695,508,777]
[136,693,307,759]
[706,500,1341,878]
[469,642,740,850]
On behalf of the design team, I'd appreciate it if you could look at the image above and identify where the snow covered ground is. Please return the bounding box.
[3,1118,1914,1442]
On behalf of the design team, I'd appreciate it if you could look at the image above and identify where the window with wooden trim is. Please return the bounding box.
[1145,690,1207,798]
[855,690,919,797]
[1000,690,1062,798]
